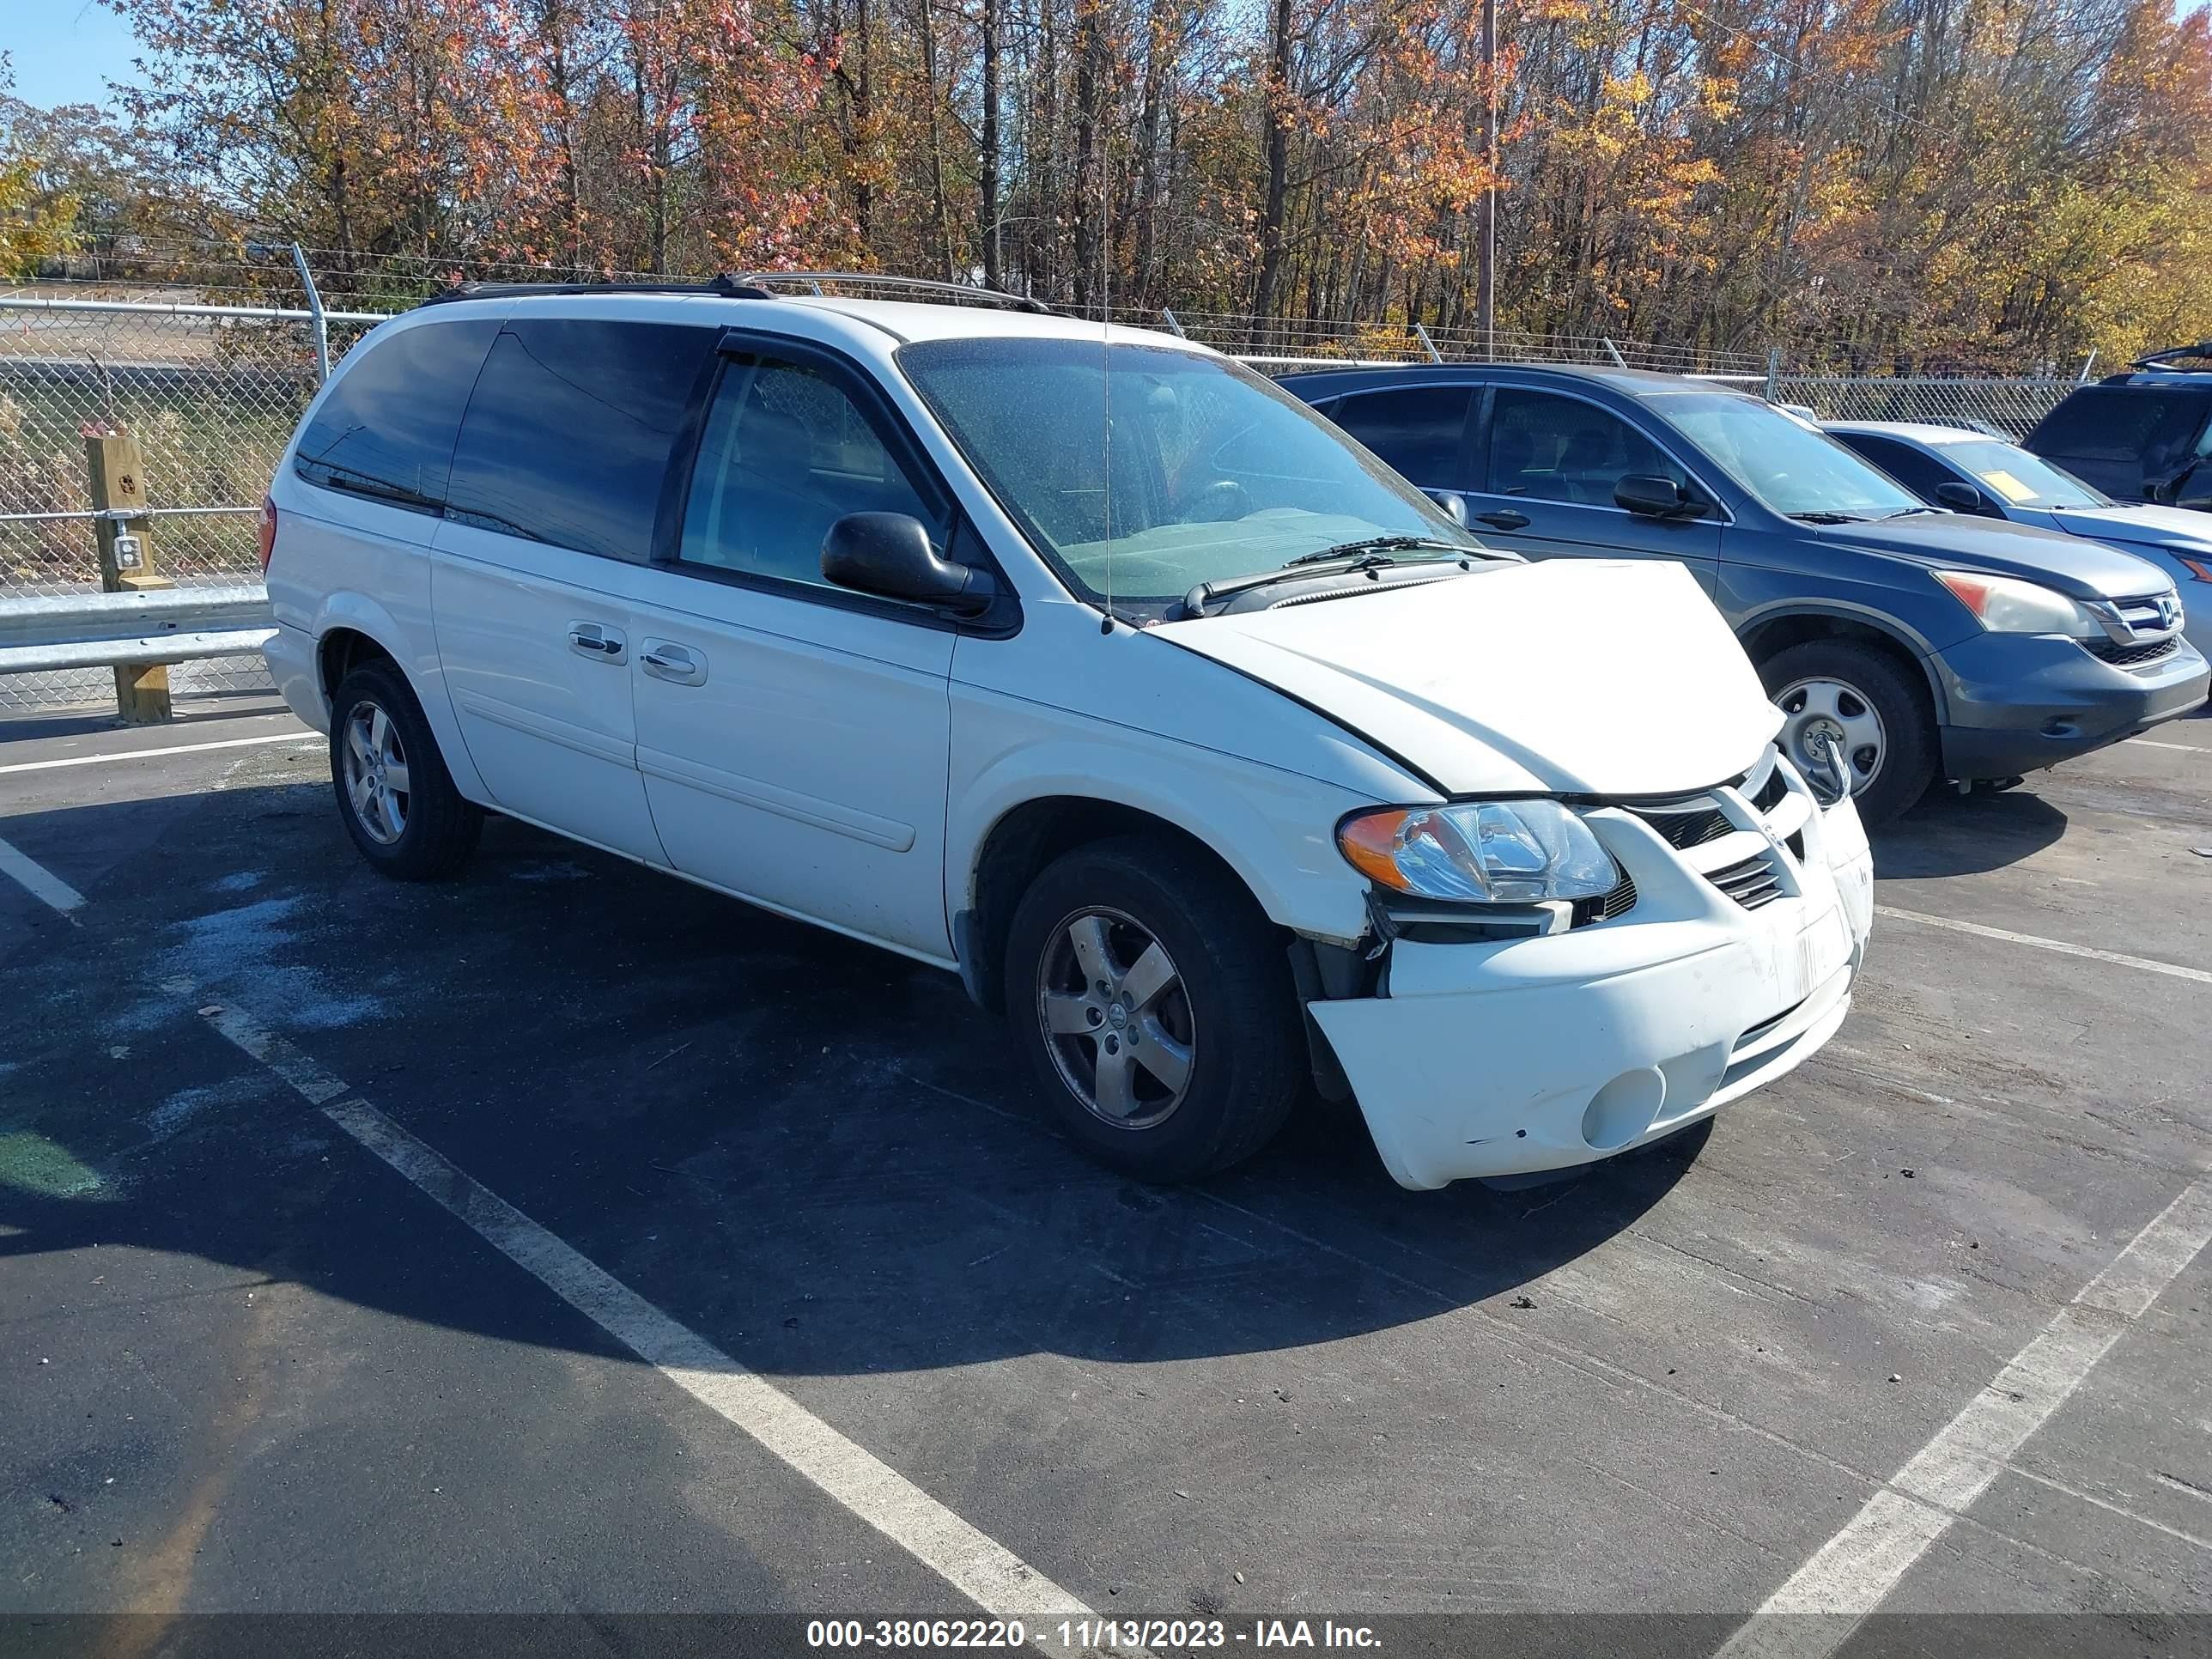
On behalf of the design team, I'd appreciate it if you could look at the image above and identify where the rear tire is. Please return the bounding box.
[1759,639,1936,828]
[329,659,483,880]
[1005,835,1303,1182]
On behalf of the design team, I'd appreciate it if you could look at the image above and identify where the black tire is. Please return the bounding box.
[1759,639,1936,829]
[1004,834,1304,1182]
[328,659,483,880]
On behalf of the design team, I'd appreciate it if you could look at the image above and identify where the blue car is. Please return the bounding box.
[1279,364,2208,824]
[1825,419,2212,662]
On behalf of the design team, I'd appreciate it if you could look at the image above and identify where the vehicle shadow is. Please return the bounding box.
[0,778,1701,1379]
[1873,785,2067,878]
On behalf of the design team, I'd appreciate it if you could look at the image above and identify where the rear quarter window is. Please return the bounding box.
[293,318,501,506]
[445,319,717,561]
[2029,387,2209,468]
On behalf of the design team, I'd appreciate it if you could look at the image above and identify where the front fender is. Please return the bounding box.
[1731,592,1958,726]
[946,706,1381,952]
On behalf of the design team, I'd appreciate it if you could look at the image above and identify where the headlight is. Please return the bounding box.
[1337,799,1620,902]
[1933,569,2103,637]
[2161,549,2212,583]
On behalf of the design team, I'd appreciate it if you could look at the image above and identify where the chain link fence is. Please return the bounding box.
[1769,375,2078,441]
[0,290,386,710]
[1,250,2099,716]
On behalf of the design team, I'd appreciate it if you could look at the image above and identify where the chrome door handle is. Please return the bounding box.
[640,639,708,686]
[568,623,627,664]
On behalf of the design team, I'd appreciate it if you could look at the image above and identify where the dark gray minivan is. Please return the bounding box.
[1280,365,2208,823]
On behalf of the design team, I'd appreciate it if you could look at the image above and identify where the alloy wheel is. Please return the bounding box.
[342,701,411,846]
[1036,907,1197,1130]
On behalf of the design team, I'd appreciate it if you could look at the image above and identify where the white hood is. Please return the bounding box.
[1161,559,1781,796]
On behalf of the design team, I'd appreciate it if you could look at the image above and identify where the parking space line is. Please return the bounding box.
[0,731,319,776]
[1712,1173,2212,1659]
[200,1003,1127,1659]
[1874,905,2212,987]
[2124,738,2203,753]
[0,833,86,916]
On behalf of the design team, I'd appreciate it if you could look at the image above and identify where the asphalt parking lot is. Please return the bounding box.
[2,695,2208,1658]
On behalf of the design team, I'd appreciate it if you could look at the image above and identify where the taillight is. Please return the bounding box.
[258,495,279,571]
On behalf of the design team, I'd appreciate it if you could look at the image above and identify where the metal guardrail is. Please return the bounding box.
[0,586,275,674]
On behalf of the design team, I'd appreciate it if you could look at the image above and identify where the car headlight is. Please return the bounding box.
[1337,799,1620,902]
[1933,569,2103,636]
[2160,548,2212,583]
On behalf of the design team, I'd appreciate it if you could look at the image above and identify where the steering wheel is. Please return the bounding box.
[1174,478,1254,523]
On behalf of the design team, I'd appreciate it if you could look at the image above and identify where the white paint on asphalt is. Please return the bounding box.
[0,730,318,775]
[1875,904,2212,987]
[201,1002,1132,1659]
[0,833,86,915]
[2124,738,2203,753]
[1713,1173,2212,1658]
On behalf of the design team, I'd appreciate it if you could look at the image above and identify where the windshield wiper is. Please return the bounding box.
[1279,535,1472,568]
[1879,507,1945,519]
[1171,538,1484,620]
[1787,511,1868,525]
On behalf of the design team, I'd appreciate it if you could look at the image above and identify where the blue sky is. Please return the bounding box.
[3,2,143,112]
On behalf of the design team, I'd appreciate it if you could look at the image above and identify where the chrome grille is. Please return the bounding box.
[2107,592,2179,637]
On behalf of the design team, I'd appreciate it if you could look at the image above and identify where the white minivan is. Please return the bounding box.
[261,277,1875,1190]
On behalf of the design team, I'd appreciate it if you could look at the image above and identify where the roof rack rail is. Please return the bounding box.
[730,271,1054,314]
[2127,343,2212,372]
[416,275,772,307]
[413,270,1054,316]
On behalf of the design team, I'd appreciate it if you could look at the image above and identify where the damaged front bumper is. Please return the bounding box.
[1310,760,1875,1190]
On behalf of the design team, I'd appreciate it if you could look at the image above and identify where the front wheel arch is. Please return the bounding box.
[1736,609,1948,726]
[963,797,1280,1016]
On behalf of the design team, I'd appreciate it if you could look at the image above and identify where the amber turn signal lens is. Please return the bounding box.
[1337,810,1414,890]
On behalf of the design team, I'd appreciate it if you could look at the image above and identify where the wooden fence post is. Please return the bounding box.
[84,429,173,724]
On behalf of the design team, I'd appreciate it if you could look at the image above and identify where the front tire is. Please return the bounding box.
[329,659,483,880]
[1004,835,1303,1182]
[1759,639,1936,828]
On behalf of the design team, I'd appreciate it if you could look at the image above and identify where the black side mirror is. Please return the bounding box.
[822,513,997,614]
[1615,474,1696,518]
[1934,480,1985,513]
[1423,489,1469,526]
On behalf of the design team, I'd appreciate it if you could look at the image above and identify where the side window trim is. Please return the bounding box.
[1481,381,1730,522]
[658,329,1020,635]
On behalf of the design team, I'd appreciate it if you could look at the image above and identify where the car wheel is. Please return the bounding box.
[1005,835,1303,1182]
[1759,640,1936,828]
[329,659,483,880]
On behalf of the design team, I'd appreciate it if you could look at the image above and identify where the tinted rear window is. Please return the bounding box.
[293,319,499,507]
[446,319,715,560]
[2030,387,2209,468]
[1329,385,1474,483]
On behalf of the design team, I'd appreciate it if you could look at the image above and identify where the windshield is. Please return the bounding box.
[1936,440,2112,509]
[1662,392,1927,519]
[896,337,1477,605]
